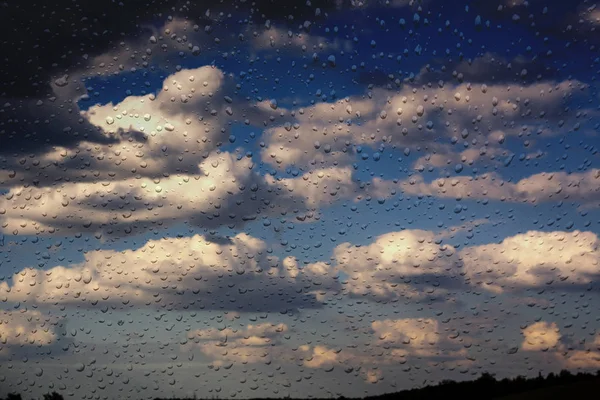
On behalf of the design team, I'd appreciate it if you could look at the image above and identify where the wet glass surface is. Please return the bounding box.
[0,0,599,399]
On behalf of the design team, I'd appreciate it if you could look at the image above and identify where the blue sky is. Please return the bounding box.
[1,0,600,399]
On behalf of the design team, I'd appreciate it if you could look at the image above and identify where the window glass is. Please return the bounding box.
[0,1,599,399]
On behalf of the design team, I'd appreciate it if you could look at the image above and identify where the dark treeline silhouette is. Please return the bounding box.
[2,370,600,400]
[1,393,64,400]
[150,369,600,400]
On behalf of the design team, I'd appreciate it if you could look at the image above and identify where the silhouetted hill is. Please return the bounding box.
[151,370,600,400]
[363,370,600,400]
[2,370,600,400]
[495,377,600,400]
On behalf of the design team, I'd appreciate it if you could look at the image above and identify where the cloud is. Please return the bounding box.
[2,65,371,238]
[188,317,473,372]
[192,322,288,341]
[366,317,472,369]
[251,26,352,53]
[0,152,262,236]
[0,93,119,158]
[297,227,599,299]
[185,324,353,370]
[460,230,600,293]
[1,150,356,237]
[584,8,600,25]
[76,65,276,179]
[514,169,600,206]
[185,322,289,366]
[1,64,288,189]
[560,333,600,369]
[0,310,58,347]
[373,168,600,208]
[0,233,338,312]
[299,344,342,368]
[357,79,583,148]
[414,52,559,86]
[260,78,586,171]
[82,66,225,149]
[326,229,463,301]
[260,97,376,168]
[365,369,383,384]
[412,146,508,171]
[523,324,600,369]
[0,0,348,98]
[184,317,470,372]
[564,350,600,369]
[521,322,561,351]
[372,318,440,357]
[265,166,360,208]
[197,341,275,367]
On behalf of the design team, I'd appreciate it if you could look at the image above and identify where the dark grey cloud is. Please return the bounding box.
[0,97,120,156]
[0,0,346,98]
[0,0,350,171]
[414,53,559,85]
[469,0,600,47]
